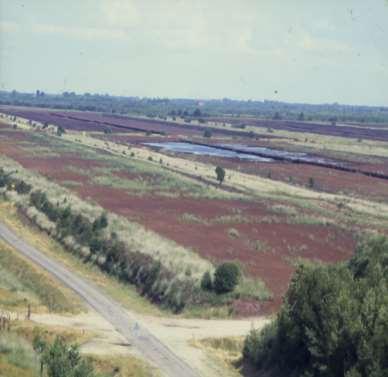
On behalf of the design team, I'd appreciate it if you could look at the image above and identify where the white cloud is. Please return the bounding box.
[30,24,127,40]
[96,0,258,54]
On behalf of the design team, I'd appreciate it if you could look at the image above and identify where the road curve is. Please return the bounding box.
[0,222,202,377]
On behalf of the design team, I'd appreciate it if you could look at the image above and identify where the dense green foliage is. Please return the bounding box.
[243,236,388,377]
[33,334,96,377]
[213,262,240,294]
[1,90,388,123]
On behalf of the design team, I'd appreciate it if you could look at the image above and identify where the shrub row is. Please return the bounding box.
[28,189,198,312]
[1,168,208,312]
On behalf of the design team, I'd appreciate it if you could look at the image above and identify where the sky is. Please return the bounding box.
[0,0,387,106]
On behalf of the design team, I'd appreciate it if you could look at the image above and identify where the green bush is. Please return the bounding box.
[215,166,225,185]
[14,180,32,194]
[0,169,31,194]
[213,262,240,294]
[243,235,388,377]
[34,334,96,377]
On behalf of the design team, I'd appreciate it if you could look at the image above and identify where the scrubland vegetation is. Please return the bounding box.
[244,236,388,377]
[0,157,269,314]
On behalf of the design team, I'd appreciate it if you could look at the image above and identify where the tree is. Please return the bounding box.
[273,112,281,120]
[203,129,212,138]
[329,116,338,126]
[298,112,305,121]
[201,271,213,291]
[213,262,240,294]
[193,108,202,117]
[57,126,65,136]
[243,236,388,377]
[215,166,225,185]
[92,213,108,231]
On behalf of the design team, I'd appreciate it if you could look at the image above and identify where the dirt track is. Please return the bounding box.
[0,221,201,377]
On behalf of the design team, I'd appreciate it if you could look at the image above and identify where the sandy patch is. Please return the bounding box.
[31,311,139,357]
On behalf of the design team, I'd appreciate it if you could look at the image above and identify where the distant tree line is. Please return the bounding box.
[1,90,388,123]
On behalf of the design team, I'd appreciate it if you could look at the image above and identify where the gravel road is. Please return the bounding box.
[0,222,202,377]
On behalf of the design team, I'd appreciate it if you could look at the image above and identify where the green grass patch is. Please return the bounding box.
[0,243,80,313]
[180,213,208,224]
[0,333,39,377]
[60,180,83,188]
[235,277,272,302]
[92,174,150,194]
